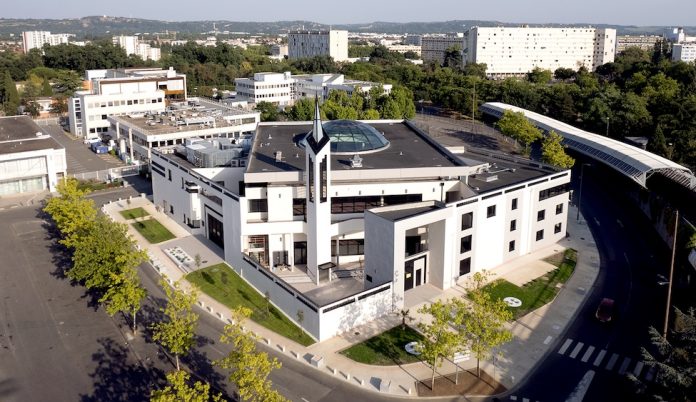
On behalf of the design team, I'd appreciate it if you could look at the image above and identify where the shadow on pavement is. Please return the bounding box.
[79,337,164,402]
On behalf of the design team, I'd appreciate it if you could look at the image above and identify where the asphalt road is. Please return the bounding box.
[0,182,461,402]
[508,162,671,402]
[42,124,124,174]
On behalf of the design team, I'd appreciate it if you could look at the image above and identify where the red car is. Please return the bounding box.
[595,298,615,323]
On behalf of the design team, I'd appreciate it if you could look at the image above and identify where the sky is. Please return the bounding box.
[3,0,695,27]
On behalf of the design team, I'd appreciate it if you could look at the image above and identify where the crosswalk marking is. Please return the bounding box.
[633,361,644,377]
[618,357,632,375]
[581,346,595,362]
[522,399,529,402]
[569,342,585,359]
[558,338,573,355]
[606,353,619,370]
[593,349,607,367]
[509,396,517,401]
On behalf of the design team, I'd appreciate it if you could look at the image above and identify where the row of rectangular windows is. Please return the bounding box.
[462,201,563,230]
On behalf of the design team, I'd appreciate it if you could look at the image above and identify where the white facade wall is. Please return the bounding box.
[0,147,66,195]
[466,26,616,76]
[69,91,166,140]
[113,36,162,61]
[235,72,295,106]
[672,43,696,62]
[288,30,349,62]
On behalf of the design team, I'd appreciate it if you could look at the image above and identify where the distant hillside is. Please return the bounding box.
[0,16,690,38]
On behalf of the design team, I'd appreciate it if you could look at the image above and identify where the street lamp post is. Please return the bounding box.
[605,116,610,137]
[663,209,679,339]
[576,163,591,222]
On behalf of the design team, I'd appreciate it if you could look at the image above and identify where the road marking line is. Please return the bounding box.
[522,398,529,402]
[616,219,624,228]
[605,353,619,370]
[569,342,585,359]
[543,335,553,345]
[645,366,657,382]
[581,345,595,362]
[558,338,573,355]
[618,357,632,375]
[593,350,607,367]
[594,217,601,226]
[633,361,644,377]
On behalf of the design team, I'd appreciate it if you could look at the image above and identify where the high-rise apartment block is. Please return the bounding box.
[421,33,465,64]
[465,26,616,77]
[288,30,349,62]
[112,35,162,61]
[22,31,74,53]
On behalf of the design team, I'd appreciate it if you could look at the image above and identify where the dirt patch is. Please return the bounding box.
[543,251,565,267]
[416,368,506,397]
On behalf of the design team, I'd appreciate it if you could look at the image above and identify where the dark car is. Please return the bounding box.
[595,298,615,323]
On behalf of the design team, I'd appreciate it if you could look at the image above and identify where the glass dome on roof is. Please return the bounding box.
[314,120,390,154]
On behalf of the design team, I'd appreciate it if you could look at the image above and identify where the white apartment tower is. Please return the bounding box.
[288,30,349,62]
[22,31,73,53]
[466,26,616,77]
[113,35,162,61]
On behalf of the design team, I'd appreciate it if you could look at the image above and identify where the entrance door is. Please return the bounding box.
[293,242,307,265]
[404,256,427,292]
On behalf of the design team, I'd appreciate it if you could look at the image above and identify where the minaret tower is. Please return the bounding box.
[305,99,332,284]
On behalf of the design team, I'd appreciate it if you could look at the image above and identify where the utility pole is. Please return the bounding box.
[663,209,679,339]
[472,79,476,134]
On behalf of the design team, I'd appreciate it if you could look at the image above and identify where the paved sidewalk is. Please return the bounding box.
[103,197,599,398]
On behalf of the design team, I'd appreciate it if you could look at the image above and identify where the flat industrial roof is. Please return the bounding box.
[0,116,63,155]
[246,120,466,174]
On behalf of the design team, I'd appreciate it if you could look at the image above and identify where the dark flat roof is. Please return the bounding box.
[0,116,64,155]
[246,121,466,174]
[374,203,443,222]
[465,152,555,194]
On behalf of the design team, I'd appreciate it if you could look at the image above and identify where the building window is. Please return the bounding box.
[461,212,473,230]
[168,169,172,181]
[460,235,472,253]
[459,257,471,276]
[539,183,570,201]
[293,198,306,216]
[169,205,174,214]
[536,229,544,241]
[511,198,518,210]
[320,156,328,203]
[509,240,515,252]
[554,223,563,234]
[248,199,268,213]
[510,219,517,232]
[487,205,496,218]
[556,203,564,215]
[537,210,546,222]
[333,239,365,256]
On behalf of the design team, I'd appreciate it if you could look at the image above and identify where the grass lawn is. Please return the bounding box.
[340,325,425,365]
[186,263,315,346]
[131,218,175,244]
[119,207,150,220]
[483,248,577,320]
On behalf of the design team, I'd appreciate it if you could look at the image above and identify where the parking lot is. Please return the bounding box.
[41,124,124,175]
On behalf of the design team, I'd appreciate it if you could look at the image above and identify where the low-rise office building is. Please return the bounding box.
[672,42,696,62]
[466,26,616,77]
[288,30,349,62]
[0,116,66,195]
[68,67,186,139]
[150,104,570,341]
[617,35,662,53]
[234,72,391,107]
[107,98,259,164]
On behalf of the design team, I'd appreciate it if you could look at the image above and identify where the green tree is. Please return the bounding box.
[2,71,20,115]
[152,279,200,371]
[150,370,223,402]
[527,67,553,84]
[52,70,83,96]
[43,178,96,249]
[554,67,576,81]
[41,79,53,96]
[360,108,380,120]
[215,307,286,402]
[255,101,279,122]
[465,272,513,378]
[443,46,463,69]
[630,308,696,401]
[70,215,146,291]
[101,265,147,334]
[462,63,487,79]
[287,97,314,121]
[417,299,462,390]
[541,130,575,169]
[496,110,543,155]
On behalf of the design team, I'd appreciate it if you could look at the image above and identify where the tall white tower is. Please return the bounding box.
[305,100,333,284]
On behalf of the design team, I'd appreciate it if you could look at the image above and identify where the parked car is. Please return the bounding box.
[595,298,615,323]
